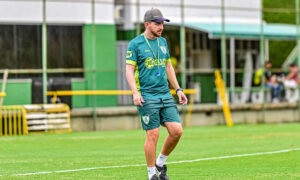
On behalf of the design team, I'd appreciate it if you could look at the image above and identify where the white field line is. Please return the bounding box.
[3,147,300,177]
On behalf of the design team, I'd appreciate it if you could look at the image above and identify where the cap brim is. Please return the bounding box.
[152,18,170,22]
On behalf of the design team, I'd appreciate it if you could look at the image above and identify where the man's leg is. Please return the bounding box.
[145,128,160,166]
[275,84,283,99]
[145,128,160,179]
[161,122,183,156]
[155,122,182,180]
[266,83,276,99]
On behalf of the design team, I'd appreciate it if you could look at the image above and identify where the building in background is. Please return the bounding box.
[0,0,298,107]
[0,0,117,107]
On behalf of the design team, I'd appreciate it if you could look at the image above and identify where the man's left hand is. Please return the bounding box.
[177,91,188,105]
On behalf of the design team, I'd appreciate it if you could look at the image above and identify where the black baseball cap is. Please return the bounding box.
[144,8,170,23]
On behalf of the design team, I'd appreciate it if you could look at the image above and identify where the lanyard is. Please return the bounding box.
[143,34,161,76]
[143,34,159,61]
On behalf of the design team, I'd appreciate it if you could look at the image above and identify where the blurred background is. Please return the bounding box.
[1,0,300,133]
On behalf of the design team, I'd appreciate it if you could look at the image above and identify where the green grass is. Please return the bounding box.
[1,123,300,179]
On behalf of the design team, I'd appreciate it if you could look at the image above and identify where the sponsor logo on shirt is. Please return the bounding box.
[145,57,167,69]
[145,57,155,69]
[126,51,132,58]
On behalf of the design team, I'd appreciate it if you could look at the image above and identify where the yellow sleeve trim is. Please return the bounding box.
[166,58,171,63]
[126,60,137,66]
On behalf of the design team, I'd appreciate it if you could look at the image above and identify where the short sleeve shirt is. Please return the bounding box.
[126,35,172,100]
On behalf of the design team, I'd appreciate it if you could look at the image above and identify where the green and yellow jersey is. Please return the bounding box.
[126,35,172,100]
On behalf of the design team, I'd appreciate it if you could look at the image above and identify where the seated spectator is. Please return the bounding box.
[264,61,282,103]
[284,63,298,88]
[276,68,286,84]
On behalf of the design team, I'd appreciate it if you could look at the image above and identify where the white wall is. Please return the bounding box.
[0,0,114,24]
[129,0,261,24]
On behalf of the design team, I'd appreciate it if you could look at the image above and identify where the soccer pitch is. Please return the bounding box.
[1,123,300,179]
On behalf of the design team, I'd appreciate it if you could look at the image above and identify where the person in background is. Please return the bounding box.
[276,68,286,84]
[264,61,282,103]
[284,63,298,88]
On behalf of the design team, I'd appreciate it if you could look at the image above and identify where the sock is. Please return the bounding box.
[156,153,168,167]
[147,167,156,179]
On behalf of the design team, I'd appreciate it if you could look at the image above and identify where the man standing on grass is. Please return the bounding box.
[126,8,188,180]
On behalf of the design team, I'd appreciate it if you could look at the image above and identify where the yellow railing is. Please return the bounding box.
[0,106,28,136]
[0,92,6,97]
[47,89,197,127]
[215,70,234,127]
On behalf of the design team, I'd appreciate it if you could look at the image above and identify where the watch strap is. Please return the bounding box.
[176,88,183,94]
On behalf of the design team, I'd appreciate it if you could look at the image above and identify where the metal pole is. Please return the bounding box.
[260,2,265,123]
[230,38,235,104]
[295,0,300,121]
[42,0,48,104]
[265,39,269,60]
[221,0,227,85]
[136,0,141,36]
[180,0,186,89]
[91,0,97,131]
[0,69,8,106]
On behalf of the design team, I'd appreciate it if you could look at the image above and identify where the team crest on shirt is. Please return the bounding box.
[160,46,167,55]
[142,115,150,125]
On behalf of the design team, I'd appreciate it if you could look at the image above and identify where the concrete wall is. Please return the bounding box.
[70,103,300,132]
[71,107,141,131]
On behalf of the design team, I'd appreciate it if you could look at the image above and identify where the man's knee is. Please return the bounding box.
[146,128,159,141]
[170,127,183,140]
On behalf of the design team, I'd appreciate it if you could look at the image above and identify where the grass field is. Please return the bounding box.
[1,123,300,180]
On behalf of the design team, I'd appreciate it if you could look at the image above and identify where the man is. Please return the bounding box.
[284,63,298,88]
[264,61,282,103]
[125,8,188,180]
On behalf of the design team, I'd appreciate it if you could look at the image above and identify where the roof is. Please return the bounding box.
[184,23,299,39]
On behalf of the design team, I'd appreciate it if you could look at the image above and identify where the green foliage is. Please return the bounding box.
[264,0,295,24]
[263,0,297,67]
[268,41,296,67]
[0,123,300,179]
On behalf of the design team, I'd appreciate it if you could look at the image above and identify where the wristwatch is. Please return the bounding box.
[176,88,183,94]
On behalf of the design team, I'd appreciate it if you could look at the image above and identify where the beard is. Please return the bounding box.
[150,28,162,37]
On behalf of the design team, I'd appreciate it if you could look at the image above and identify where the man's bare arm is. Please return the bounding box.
[166,62,180,90]
[126,64,144,106]
[166,62,188,105]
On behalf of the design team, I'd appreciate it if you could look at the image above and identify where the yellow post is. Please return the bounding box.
[22,108,28,135]
[0,69,8,106]
[215,70,234,127]
[185,94,195,127]
[8,109,12,135]
[52,94,58,104]
[4,107,7,136]
[18,108,21,135]
[13,108,17,135]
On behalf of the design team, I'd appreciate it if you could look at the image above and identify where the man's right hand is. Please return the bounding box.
[133,92,145,106]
